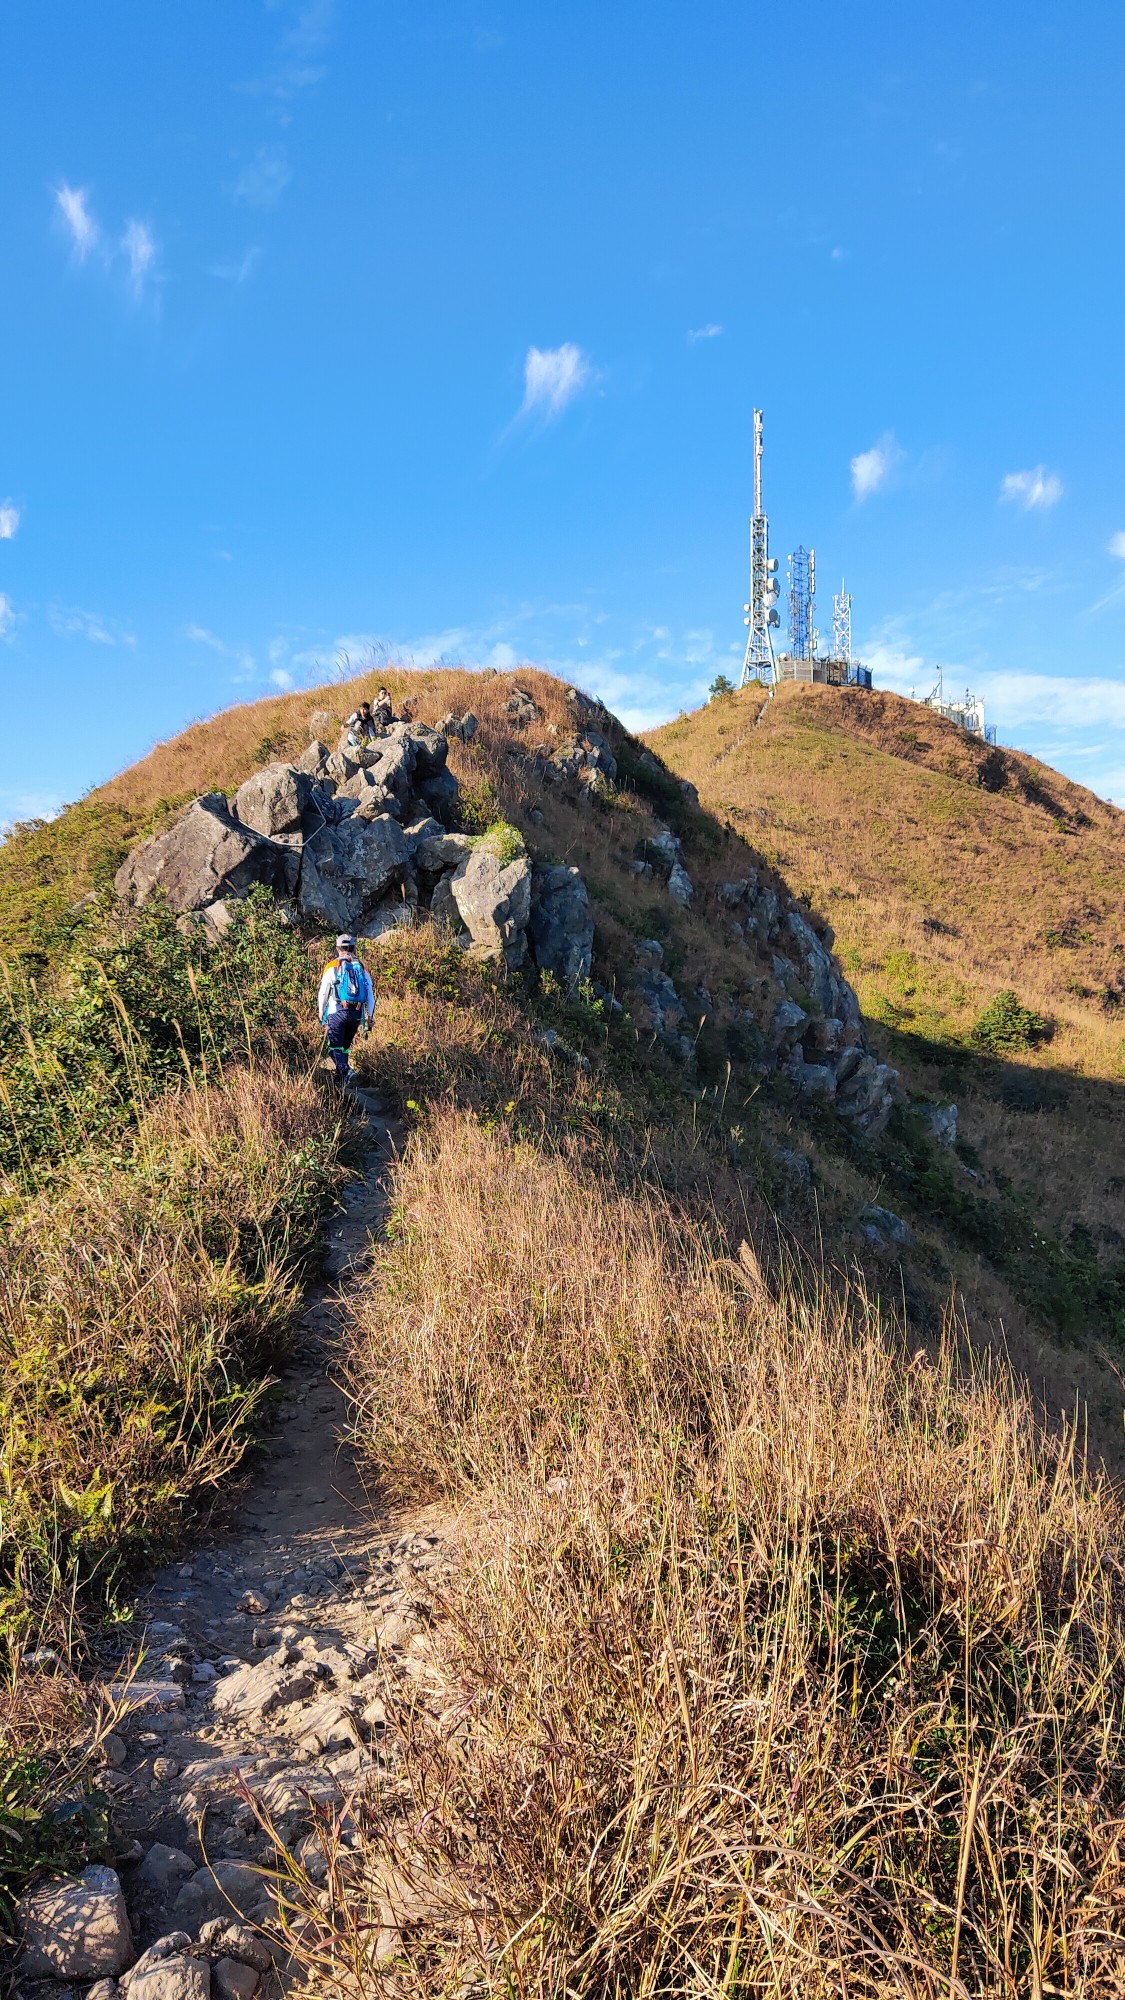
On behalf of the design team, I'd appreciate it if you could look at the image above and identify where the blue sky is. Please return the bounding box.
[4,0,1125,824]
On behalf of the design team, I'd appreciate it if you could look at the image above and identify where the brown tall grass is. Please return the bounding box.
[0,1061,345,1652]
[341,1108,1125,1997]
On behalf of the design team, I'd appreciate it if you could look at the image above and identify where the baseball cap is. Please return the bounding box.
[336,933,356,951]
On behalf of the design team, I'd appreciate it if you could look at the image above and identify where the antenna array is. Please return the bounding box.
[832,583,852,664]
[739,409,780,687]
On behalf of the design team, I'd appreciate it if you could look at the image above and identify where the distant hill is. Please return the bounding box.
[650,680,1125,1080]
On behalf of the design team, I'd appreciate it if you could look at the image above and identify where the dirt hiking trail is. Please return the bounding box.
[88,1085,456,1992]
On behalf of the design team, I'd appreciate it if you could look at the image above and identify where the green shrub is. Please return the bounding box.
[971,989,1050,1055]
[475,821,526,866]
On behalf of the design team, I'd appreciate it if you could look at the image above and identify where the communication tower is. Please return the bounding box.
[832,582,852,664]
[787,545,816,660]
[740,409,781,686]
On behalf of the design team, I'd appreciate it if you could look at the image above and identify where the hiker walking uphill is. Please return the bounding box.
[318,933,374,1083]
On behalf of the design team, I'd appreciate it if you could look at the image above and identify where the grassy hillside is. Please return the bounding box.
[5,669,1125,1990]
[651,680,1125,1075]
[651,683,1125,1346]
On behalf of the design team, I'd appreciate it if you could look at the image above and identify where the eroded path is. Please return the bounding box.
[91,1087,454,1992]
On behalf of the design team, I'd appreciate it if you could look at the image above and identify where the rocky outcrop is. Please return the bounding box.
[112,727,598,987]
[450,845,533,971]
[527,864,594,991]
[115,797,295,914]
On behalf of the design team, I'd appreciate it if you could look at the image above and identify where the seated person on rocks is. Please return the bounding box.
[345,700,378,750]
[372,685,395,728]
[317,933,374,1083]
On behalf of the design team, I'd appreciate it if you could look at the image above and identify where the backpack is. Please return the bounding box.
[332,958,364,1008]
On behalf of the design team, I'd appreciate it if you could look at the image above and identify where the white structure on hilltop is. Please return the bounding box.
[739,409,781,686]
[832,582,852,664]
[915,668,996,743]
[739,413,871,691]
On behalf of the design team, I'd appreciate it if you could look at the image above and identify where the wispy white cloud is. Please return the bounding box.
[1109,531,1125,562]
[0,788,64,835]
[50,605,133,645]
[186,623,227,651]
[55,183,98,258]
[0,593,14,640]
[233,147,292,209]
[269,666,294,689]
[209,247,262,284]
[518,343,594,422]
[999,465,1062,511]
[687,323,723,343]
[0,502,20,540]
[122,218,157,294]
[850,432,905,502]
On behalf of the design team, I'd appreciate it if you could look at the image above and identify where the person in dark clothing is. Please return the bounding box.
[372,686,394,727]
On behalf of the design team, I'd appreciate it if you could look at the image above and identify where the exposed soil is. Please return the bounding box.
[88,1085,455,1989]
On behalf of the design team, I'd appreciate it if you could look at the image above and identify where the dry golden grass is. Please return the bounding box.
[333,1106,1125,1997]
[0,1060,345,1651]
[649,681,1125,1081]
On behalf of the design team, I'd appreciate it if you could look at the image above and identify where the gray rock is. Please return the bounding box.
[193,898,240,940]
[296,815,410,931]
[717,879,754,908]
[171,1864,273,1934]
[358,901,415,943]
[836,1055,898,1136]
[919,1101,958,1146]
[121,1935,194,1993]
[417,765,460,817]
[784,909,836,1015]
[195,1923,272,1973]
[507,687,539,724]
[295,739,331,779]
[429,873,464,933]
[135,1844,197,1897]
[325,749,361,785]
[415,831,473,873]
[88,1982,120,2000]
[667,861,695,906]
[333,766,396,819]
[775,1147,812,1183]
[859,1204,913,1251]
[460,710,479,741]
[211,1657,317,1725]
[115,798,295,914]
[450,846,532,969]
[212,1961,258,2000]
[231,763,312,839]
[307,709,335,739]
[632,969,688,1047]
[745,885,780,942]
[401,816,444,854]
[787,1057,836,1104]
[528,864,594,992]
[769,999,809,1048]
[18,1865,133,1979]
[129,1958,211,2000]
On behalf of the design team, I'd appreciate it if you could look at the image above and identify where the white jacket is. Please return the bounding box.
[318,957,374,1024]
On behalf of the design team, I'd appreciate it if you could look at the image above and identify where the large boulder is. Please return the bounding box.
[450,845,532,969]
[115,796,295,913]
[18,1864,133,1979]
[296,815,410,931]
[528,864,594,992]
[231,763,312,839]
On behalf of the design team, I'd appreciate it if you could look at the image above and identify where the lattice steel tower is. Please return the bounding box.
[787,545,816,659]
[740,409,780,686]
[832,581,852,663]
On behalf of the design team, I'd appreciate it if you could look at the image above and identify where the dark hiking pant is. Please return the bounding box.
[324,1005,363,1078]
